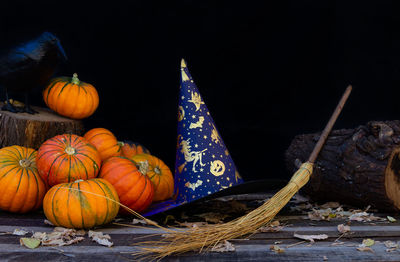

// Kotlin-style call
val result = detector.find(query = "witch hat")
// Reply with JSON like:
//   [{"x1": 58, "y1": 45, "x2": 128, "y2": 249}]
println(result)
[{"x1": 142, "y1": 59, "x2": 247, "y2": 216}]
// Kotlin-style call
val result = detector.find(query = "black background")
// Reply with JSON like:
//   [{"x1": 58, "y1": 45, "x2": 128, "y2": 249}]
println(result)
[{"x1": 0, "y1": 1, "x2": 398, "y2": 182}]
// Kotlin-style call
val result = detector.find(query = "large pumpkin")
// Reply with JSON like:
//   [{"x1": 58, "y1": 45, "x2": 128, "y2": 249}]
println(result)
[
  {"x1": 120, "y1": 140, "x2": 150, "y2": 158},
  {"x1": 84, "y1": 128, "x2": 122, "y2": 161},
  {"x1": 43, "y1": 73, "x2": 99, "y2": 119},
  {"x1": 131, "y1": 154, "x2": 173, "y2": 202},
  {"x1": 43, "y1": 178, "x2": 120, "y2": 229},
  {"x1": 99, "y1": 156, "x2": 154, "y2": 213},
  {"x1": 37, "y1": 134, "x2": 102, "y2": 187},
  {"x1": 0, "y1": 146, "x2": 47, "y2": 213}
]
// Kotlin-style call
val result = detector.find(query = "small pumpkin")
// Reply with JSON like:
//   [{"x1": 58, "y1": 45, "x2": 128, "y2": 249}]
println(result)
[
  {"x1": 84, "y1": 128, "x2": 121, "y2": 161},
  {"x1": 131, "y1": 154, "x2": 173, "y2": 202},
  {"x1": 43, "y1": 178, "x2": 120, "y2": 229},
  {"x1": 120, "y1": 140, "x2": 150, "y2": 158},
  {"x1": 36, "y1": 134, "x2": 101, "y2": 187},
  {"x1": 43, "y1": 73, "x2": 99, "y2": 119},
  {"x1": 99, "y1": 156, "x2": 154, "y2": 213},
  {"x1": 0, "y1": 146, "x2": 47, "y2": 213}
]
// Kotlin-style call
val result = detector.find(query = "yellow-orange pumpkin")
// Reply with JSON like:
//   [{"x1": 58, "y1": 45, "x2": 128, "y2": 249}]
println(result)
[
  {"x1": 36, "y1": 134, "x2": 102, "y2": 187},
  {"x1": 84, "y1": 128, "x2": 122, "y2": 161},
  {"x1": 131, "y1": 154, "x2": 173, "y2": 202},
  {"x1": 0, "y1": 146, "x2": 47, "y2": 213},
  {"x1": 43, "y1": 73, "x2": 99, "y2": 119},
  {"x1": 120, "y1": 140, "x2": 150, "y2": 158},
  {"x1": 99, "y1": 156, "x2": 154, "y2": 213},
  {"x1": 43, "y1": 178, "x2": 120, "y2": 229}
]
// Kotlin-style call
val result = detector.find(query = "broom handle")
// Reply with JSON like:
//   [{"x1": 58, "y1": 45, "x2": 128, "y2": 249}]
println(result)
[{"x1": 308, "y1": 85, "x2": 352, "y2": 163}]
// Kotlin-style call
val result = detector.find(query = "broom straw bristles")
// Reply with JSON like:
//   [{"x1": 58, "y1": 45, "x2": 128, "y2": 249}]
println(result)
[{"x1": 132, "y1": 163, "x2": 313, "y2": 260}]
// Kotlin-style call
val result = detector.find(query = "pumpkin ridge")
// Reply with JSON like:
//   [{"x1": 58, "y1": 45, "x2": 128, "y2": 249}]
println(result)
[
  {"x1": 26, "y1": 148, "x2": 36, "y2": 162},
  {"x1": 91, "y1": 179, "x2": 109, "y2": 225},
  {"x1": 83, "y1": 180, "x2": 98, "y2": 227},
  {"x1": 57, "y1": 81, "x2": 71, "y2": 99},
  {"x1": 0, "y1": 166, "x2": 19, "y2": 179},
  {"x1": 65, "y1": 183, "x2": 74, "y2": 228},
  {"x1": 46, "y1": 153, "x2": 65, "y2": 184},
  {"x1": 7, "y1": 167, "x2": 24, "y2": 211},
  {"x1": 45, "y1": 79, "x2": 63, "y2": 103},
  {"x1": 76, "y1": 152, "x2": 99, "y2": 177},
  {"x1": 74, "y1": 156, "x2": 89, "y2": 180},
  {"x1": 80, "y1": 83, "x2": 88, "y2": 94},
  {"x1": 2, "y1": 148, "x2": 21, "y2": 161},
  {"x1": 40, "y1": 143, "x2": 64, "y2": 150},
  {"x1": 52, "y1": 136, "x2": 68, "y2": 147},
  {"x1": 67, "y1": 155, "x2": 72, "y2": 182},
  {"x1": 77, "y1": 183, "x2": 86, "y2": 228},
  {"x1": 29, "y1": 168, "x2": 41, "y2": 210},
  {"x1": 18, "y1": 167, "x2": 30, "y2": 213},
  {"x1": 37, "y1": 149, "x2": 63, "y2": 160}
]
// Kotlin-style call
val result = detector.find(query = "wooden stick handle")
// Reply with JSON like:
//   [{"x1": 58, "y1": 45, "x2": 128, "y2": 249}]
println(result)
[{"x1": 308, "y1": 85, "x2": 352, "y2": 163}]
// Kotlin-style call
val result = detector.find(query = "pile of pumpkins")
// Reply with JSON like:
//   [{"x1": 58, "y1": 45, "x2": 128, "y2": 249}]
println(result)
[{"x1": 0, "y1": 74, "x2": 174, "y2": 229}]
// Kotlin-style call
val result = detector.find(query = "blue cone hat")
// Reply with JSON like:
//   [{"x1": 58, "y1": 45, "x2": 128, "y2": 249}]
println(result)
[{"x1": 142, "y1": 59, "x2": 244, "y2": 217}]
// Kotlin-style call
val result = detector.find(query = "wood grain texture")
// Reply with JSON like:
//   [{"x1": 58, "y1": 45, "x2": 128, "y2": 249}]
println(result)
[{"x1": 0, "y1": 103, "x2": 84, "y2": 149}]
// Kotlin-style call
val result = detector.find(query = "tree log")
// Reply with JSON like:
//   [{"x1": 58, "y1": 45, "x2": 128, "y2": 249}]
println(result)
[
  {"x1": 0, "y1": 103, "x2": 84, "y2": 149},
  {"x1": 285, "y1": 120, "x2": 400, "y2": 211}
]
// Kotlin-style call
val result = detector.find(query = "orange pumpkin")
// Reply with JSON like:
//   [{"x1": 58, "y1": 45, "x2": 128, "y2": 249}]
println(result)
[
  {"x1": 131, "y1": 154, "x2": 173, "y2": 202},
  {"x1": 43, "y1": 73, "x2": 99, "y2": 119},
  {"x1": 36, "y1": 134, "x2": 102, "y2": 187},
  {"x1": 120, "y1": 140, "x2": 150, "y2": 158},
  {"x1": 99, "y1": 156, "x2": 154, "y2": 213},
  {"x1": 84, "y1": 128, "x2": 122, "y2": 161},
  {"x1": 43, "y1": 178, "x2": 120, "y2": 229},
  {"x1": 0, "y1": 146, "x2": 47, "y2": 213}
]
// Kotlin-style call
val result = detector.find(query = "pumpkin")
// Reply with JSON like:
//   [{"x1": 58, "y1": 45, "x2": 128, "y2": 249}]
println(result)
[
  {"x1": 43, "y1": 73, "x2": 99, "y2": 119},
  {"x1": 0, "y1": 146, "x2": 47, "y2": 213},
  {"x1": 131, "y1": 154, "x2": 173, "y2": 202},
  {"x1": 84, "y1": 128, "x2": 121, "y2": 161},
  {"x1": 36, "y1": 134, "x2": 101, "y2": 187},
  {"x1": 43, "y1": 178, "x2": 119, "y2": 229},
  {"x1": 99, "y1": 156, "x2": 154, "y2": 213},
  {"x1": 120, "y1": 140, "x2": 150, "y2": 158}
]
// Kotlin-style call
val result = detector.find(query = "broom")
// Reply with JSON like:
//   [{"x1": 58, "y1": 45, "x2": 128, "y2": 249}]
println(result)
[{"x1": 133, "y1": 85, "x2": 353, "y2": 260}]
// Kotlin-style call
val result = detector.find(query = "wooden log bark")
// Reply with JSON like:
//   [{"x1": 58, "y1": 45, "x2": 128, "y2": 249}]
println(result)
[
  {"x1": 0, "y1": 103, "x2": 84, "y2": 149},
  {"x1": 285, "y1": 120, "x2": 400, "y2": 211}
]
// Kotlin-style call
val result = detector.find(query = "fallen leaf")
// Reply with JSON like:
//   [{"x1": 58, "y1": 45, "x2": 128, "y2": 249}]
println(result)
[
  {"x1": 13, "y1": 229, "x2": 29, "y2": 236},
  {"x1": 323, "y1": 255, "x2": 328, "y2": 261},
  {"x1": 337, "y1": 224, "x2": 351, "y2": 234},
  {"x1": 88, "y1": 231, "x2": 113, "y2": 247},
  {"x1": 384, "y1": 240, "x2": 398, "y2": 249},
  {"x1": 293, "y1": 233, "x2": 328, "y2": 243},
  {"x1": 258, "y1": 221, "x2": 284, "y2": 233},
  {"x1": 32, "y1": 227, "x2": 85, "y2": 247},
  {"x1": 357, "y1": 246, "x2": 374, "y2": 253},
  {"x1": 387, "y1": 216, "x2": 397, "y2": 222},
  {"x1": 270, "y1": 245, "x2": 285, "y2": 253},
  {"x1": 196, "y1": 212, "x2": 229, "y2": 224},
  {"x1": 362, "y1": 238, "x2": 375, "y2": 247},
  {"x1": 320, "y1": 202, "x2": 340, "y2": 209},
  {"x1": 211, "y1": 240, "x2": 235, "y2": 252},
  {"x1": 349, "y1": 212, "x2": 382, "y2": 222},
  {"x1": 44, "y1": 219, "x2": 54, "y2": 226},
  {"x1": 20, "y1": 238, "x2": 40, "y2": 249},
  {"x1": 132, "y1": 219, "x2": 147, "y2": 225}
]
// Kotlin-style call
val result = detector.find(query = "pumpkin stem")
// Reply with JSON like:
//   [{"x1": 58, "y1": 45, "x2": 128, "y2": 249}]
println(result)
[
  {"x1": 138, "y1": 160, "x2": 149, "y2": 175},
  {"x1": 19, "y1": 159, "x2": 32, "y2": 168},
  {"x1": 65, "y1": 146, "x2": 76, "y2": 155},
  {"x1": 71, "y1": 73, "x2": 80, "y2": 85}
]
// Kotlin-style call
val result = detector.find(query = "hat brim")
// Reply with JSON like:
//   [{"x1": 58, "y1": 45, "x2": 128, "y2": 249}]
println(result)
[{"x1": 141, "y1": 178, "x2": 287, "y2": 217}]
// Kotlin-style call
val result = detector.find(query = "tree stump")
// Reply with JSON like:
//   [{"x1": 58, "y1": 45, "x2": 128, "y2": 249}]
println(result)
[
  {"x1": 285, "y1": 120, "x2": 400, "y2": 211},
  {"x1": 0, "y1": 103, "x2": 84, "y2": 149}
]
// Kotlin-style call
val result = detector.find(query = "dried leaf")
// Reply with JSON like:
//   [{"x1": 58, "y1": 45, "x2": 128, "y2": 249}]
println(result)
[
  {"x1": 88, "y1": 230, "x2": 113, "y2": 247},
  {"x1": 357, "y1": 246, "x2": 374, "y2": 253},
  {"x1": 362, "y1": 238, "x2": 375, "y2": 247},
  {"x1": 323, "y1": 256, "x2": 328, "y2": 261},
  {"x1": 384, "y1": 240, "x2": 398, "y2": 249},
  {"x1": 337, "y1": 224, "x2": 351, "y2": 234},
  {"x1": 44, "y1": 219, "x2": 54, "y2": 226},
  {"x1": 132, "y1": 219, "x2": 147, "y2": 225},
  {"x1": 20, "y1": 238, "x2": 40, "y2": 249},
  {"x1": 320, "y1": 202, "x2": 340, "y2": 209},
  {"x1": 387, "y1": 216, "x2": 397, "y2": 222},
  {"x1": 270, "y1": 245, "x2": 285, "y2": 253},
  {"x1": 293, "y1": 233, "x2": 328, "y2": 243},
  {"x1": 13, "y1": 229, "x2": 29, "y2": 236},
  {"x1": 211, "y1": 240, "x2": 235, "y2": 252},
  {"x1": 32, "y1": 227, "x2": 85, "y2": 247},
  {"x1": 258, "y1": 221, "x2": 284, "y2": 233},
  {"x1": 349, "y1": 212, "x2": 382, "y2": 222},
  {"x1": 196, "y1": 212, "x2": 229, "y2": 224}
]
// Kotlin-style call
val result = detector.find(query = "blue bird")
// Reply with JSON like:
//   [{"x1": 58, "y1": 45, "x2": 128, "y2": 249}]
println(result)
[{"x1": 0, "y1": 32, "x2": 67, "y2": 114}]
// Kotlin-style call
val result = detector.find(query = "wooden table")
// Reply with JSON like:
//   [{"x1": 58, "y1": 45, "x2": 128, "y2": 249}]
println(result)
[{"x1": 1, "y1": 193, "x2": 400, "y2": 261}]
